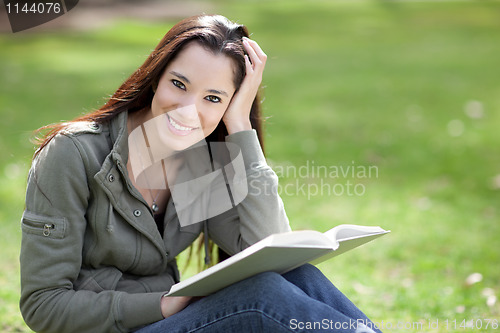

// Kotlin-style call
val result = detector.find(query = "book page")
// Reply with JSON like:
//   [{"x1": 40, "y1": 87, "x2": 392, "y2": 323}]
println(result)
[
  {"x1": 324, "y1": 224, "x2": 388, "y2": 242},
  {"x1": 311, "y1": 226, "x2": 389, "y2": 265},
  {"x1": 266, "y1": 230, "x2": 336, "y2": 248}
]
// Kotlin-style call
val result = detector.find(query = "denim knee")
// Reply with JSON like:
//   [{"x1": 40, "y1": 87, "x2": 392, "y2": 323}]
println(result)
[
  {"x1": 239, "y1": 271, "x2": 288, "y2": 299},
  {"x1": 283, "y1": 264, "x2": 323, "y2": 280}
]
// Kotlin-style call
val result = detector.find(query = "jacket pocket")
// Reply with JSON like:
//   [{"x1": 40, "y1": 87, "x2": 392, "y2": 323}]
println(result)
[
  {"x1": 75, "y1": 266, "x2": 123, "y2": 293},
  {"x1": 21, "y1": 211, "x2": 66, "y2": 239}
]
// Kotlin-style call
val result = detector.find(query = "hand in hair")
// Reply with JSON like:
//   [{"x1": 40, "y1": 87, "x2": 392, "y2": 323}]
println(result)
[{"x1": 223, "y1": 37, "x2": 267, "y2": 134}]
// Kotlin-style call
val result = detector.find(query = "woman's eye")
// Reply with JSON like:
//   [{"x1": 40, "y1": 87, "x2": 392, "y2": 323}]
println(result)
[
  {"x1": 205, "y1": 95, "x2": 221, "y2": 103},
  {"x1": 171, "y1": 79, "x2": 186, "y2": 90}
]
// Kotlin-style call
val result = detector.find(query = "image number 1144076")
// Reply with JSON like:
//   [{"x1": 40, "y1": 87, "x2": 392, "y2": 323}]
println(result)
[
  {"x1": 3, "y1": 0, "x2": 80, "y2": 32},
  {"x1": 6, "y1": 2, "x2": 62, "y2": 14}
]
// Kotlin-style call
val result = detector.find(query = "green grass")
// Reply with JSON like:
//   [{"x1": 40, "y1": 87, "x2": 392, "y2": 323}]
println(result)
[{"x1": 1, "y1": 1, "x2": 500, "y2": 332}]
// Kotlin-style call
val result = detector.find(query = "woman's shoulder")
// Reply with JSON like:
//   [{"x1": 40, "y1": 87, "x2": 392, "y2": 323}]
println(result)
[
  {"x1": 58, "y1": 119, "x2": 112, "y2": 147},
  {"x1": 60, "y1": 120, "x2": 103, "y2": 137},
  {"x1": 36, "y1": 120, "x2": 113, "y2": 169}
]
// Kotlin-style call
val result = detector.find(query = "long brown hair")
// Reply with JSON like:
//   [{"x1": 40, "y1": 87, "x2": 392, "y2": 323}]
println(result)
[{"x1": 34, "y1": 14, "x2": 264, "y2": 156}]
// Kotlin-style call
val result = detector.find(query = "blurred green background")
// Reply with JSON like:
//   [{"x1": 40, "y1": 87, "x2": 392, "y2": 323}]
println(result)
[{"x1": 1, "y1": 0, "x2": 499, "y2": 332}]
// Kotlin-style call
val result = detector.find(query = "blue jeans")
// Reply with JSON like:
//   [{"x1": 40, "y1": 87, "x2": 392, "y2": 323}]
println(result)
[{"x1": 136, "y1": 264, "x2": 382, "y2": 332}]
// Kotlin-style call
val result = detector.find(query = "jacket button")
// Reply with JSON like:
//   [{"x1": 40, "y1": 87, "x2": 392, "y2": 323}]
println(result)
[
  {"x1": 133, "y1": 209, "x2": 142, "y2": 217},
  {"x1": 89, "y1": 123, "x2": 100, "y2": 131},
  {"x1": 108, "y1": 174, "x2": 115, "y2": 182}
]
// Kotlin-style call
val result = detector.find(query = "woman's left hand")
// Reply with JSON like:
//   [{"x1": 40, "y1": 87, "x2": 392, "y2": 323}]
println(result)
[{"x1": 223, "y1": 37, "x2": 267, "y2": 134}]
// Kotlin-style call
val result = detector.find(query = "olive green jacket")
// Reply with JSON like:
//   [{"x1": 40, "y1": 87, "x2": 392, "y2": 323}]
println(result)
[{"x1": 20, "y1": 111, "x2": 290, "y2": 333}]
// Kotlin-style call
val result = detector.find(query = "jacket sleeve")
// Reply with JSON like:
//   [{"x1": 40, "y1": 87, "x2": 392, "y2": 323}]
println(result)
[
  {"x1": 208, "y1": 130, "x2": 291, "y2": 254},
  {"x1": 20, "y1": 134, "x2": 164, "y2": 333}
]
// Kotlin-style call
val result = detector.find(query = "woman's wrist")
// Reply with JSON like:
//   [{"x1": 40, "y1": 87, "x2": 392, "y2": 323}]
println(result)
[{"x1": 224, "y1": 119, "x2": 252, "y2": 135}]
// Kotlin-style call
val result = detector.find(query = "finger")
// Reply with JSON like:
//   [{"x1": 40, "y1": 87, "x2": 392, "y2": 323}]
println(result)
[
  {"x1": 243, "y1": 38, "x2": 263, "y2": 68},
  {"x1": 244, "y1": 54, "x2": 253, "y2": 74},
  {"x1": 243, "y1": 37, "x2": 267, "y2": 64}
]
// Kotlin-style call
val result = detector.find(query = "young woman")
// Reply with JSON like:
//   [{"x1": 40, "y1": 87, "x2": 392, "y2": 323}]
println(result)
[{"x1": 20, "y1": 15, "x2": 382, "y2": 333}]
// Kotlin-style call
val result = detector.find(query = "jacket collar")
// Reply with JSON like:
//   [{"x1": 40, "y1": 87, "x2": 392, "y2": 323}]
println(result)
[{"x1": 109, "y1": 111, "x2": 130, "y2": 167}]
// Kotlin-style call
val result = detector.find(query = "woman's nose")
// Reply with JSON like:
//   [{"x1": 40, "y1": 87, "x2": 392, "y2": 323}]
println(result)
[
  {"x1": 174, "y1": 104, "x2": 201, "y2": 126},
  {"x1": 179, "y1": 103, "x2": 198, "y2": 117}
]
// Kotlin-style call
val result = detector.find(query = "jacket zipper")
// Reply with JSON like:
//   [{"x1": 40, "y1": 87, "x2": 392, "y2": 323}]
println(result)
[{"x1": 24, "y1": 220, "x2": 55, "y2": 236}]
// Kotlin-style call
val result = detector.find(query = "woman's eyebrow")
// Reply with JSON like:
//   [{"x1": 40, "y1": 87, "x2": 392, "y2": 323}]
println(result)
[
  {"x1": 207, "y1": 89, "x2": 228, "y2": 97},
  {"x1": 170, "y1": 71, "x2": 191, "y2": 84}
]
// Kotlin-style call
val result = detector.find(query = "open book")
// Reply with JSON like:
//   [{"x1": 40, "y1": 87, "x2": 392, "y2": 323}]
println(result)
[{"x1": 167, "y1": 224, "x2": 389, "y2": 296}]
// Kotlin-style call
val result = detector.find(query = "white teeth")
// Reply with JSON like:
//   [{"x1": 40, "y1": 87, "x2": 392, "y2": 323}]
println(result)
[{"x1": 168, "y1": 115, "x2": 193, "y2": 131}]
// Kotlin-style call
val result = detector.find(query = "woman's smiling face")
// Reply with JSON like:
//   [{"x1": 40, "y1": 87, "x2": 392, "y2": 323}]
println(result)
[{"x1": 150, "y1": 41, "x2": 237, "y2": 151}]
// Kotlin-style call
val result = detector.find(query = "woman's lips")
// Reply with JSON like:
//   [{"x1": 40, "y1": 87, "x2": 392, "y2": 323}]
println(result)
[{"x1": 166, "y1": 114, "x2": 198, "y2": 136}]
